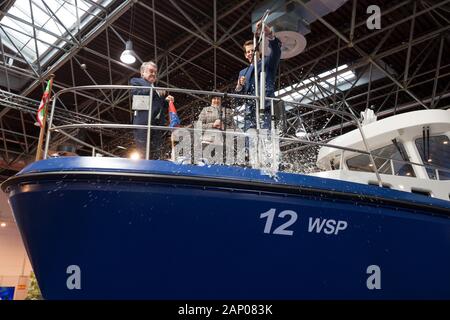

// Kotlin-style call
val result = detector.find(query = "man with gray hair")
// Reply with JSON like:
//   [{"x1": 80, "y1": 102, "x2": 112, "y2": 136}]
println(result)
[{"x1": 130, "y1": 61, "x2": 174, "y2": 159}]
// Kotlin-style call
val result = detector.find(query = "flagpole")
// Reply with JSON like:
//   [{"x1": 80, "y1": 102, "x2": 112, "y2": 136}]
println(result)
[{"x1": 35, "y1": 74, "x2": 55, "y2": 161}]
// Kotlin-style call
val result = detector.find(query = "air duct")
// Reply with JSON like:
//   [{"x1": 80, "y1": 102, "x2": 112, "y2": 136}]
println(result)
[{"x1": 252, "y1": 0, "x2": 349, "y2": 59}]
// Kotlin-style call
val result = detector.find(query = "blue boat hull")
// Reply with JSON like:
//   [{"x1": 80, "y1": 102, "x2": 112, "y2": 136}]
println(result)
[{"x1": 3, "y1": 158, "x2": 450, "y2": 299}]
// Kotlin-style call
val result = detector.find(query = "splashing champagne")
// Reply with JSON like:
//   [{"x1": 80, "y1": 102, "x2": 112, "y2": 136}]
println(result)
[{"x1": 172, "y1": 127, "x2": 280, "y2": 170}]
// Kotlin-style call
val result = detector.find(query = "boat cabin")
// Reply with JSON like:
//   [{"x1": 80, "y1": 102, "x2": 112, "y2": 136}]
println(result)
[{"x1": 312, "y1": 109, "x2": 450, "y2": 200}]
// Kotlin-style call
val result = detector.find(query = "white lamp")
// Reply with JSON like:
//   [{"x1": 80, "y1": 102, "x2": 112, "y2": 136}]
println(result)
[{"x1": 120, "y1": 40, "x2": 136, "y2": 64}]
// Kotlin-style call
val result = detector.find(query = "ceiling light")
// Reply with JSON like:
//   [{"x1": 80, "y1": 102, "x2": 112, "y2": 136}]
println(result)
[
  {"x1": 0, "y1": 222, "x2": 6, "y2": 228},
  {"x1": 120, "y1": 40, "x2": 136, "y2": 64},
  {"x1": 295, "y1": 128, "x2": 308, "y2": 138}
]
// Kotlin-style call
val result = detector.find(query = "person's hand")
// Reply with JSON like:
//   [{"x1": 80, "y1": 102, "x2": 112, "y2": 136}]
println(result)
[
  {"x1": 236, "y1": 76, "x2": 245, "y2": 92},
  {"x1": 166, "y1": 95, "x2": 174, "y2": 102},
  {"x1": 213, "y1": 119, "x2": 221, "y2": 129},
  {"x1": 256, "y1": 20, "x2": 274, "y2": 39},
  {"x1": 239, "y1": 76, "x2": 246, "y2": 86}
]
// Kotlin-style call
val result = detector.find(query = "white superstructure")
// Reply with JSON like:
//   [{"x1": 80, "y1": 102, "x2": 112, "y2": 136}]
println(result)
[{"x1": 310, "y1": 109, "x2": 450, "y2": 201}]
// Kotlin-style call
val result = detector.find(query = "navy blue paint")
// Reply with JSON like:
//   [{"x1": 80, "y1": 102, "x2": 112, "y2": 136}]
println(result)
[{"x1": 4, "y1": 157, "x2": 450, "y2": 299}]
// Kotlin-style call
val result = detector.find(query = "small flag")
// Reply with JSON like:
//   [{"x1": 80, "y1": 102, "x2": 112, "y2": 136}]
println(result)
[
  {"x1": 168, "y1": 100, "x2": 180, "y2": 128},
  {"x1": 36, "y1": 77, "x2": 54, "y2": 128}
]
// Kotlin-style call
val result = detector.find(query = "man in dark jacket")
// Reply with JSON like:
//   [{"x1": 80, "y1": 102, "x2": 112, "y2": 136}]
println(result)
[
  {"x1": 130, "y1": 61, "x2": 174, "y2": 159},
  {"x1": 235, "y1": 21, "x2": 281, "y2": 130}
]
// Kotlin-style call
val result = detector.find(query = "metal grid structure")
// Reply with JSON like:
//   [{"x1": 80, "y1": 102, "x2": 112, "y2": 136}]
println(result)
[{"x1": 0, "y1": 0, "x2": 449, "y2": 180}]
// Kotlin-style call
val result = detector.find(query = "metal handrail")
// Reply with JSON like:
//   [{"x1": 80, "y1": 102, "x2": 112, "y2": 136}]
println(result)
[
  {"x1": 45, "y1": 85, "x2": 384, "y2": 184},
  {"x1": 50, "y1": 123, "x2": 450, "y2": 179},
  {"x1": 50, "y1": 123, "x2": 377, "y2": 156}
]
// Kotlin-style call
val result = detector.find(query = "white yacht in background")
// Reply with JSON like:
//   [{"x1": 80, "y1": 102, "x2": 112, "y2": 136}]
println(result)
[{"x1": 312, "y1": 109, "x2": 450, "y2": 200}]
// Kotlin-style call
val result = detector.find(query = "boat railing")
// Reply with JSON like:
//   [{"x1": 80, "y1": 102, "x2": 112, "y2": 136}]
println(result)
[{"x1": 42, "y1": 85, "x2": 449, "y2": 184}]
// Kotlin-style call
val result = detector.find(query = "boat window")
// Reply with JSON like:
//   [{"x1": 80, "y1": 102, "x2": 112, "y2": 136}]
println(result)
[
  {"x1": 415, "y1": 135, "x2": 450, "y2": 180},
  {"x1": 330, "y1": 158, "x2": 340, "y2": 170},
  {"x1": 368, "y1": 181, "x2": 391, "y2": 188},
  {"x1": 346, "y1": 142, "x2": 415, "y2": 177},
  {"x1": 411, "y1": 189, "x2": 431, "y2": 197}
]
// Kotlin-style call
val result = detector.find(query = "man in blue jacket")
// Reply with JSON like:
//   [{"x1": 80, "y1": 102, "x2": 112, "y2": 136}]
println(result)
[
  {"x1": 235, "y1": 21, "x2": 281, "y2": 130},
  {"x1": 130, "y1": 61, "x2": 174, "y2": 159}
]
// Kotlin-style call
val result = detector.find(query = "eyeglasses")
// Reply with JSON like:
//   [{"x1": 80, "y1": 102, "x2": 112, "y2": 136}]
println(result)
[{"x1": 145, "y1": 68, "x2": 158, "y2": 76}]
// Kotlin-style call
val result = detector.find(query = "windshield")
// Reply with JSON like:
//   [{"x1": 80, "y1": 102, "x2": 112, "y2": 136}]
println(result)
[
  {"x1": 346, "y1": 142, "x2": 415, "y2": 177},
  {"x1": 415, "y1": 135, "x2": 450, "y2": 180}
]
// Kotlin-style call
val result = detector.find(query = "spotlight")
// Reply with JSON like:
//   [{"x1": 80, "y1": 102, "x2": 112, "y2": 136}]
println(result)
[
  {"x1": 120, "y1": 40, "x2": 136, "y2": 64},
  {"x1": 129, "y1": 151, "x2": 141, "y2": 160}
]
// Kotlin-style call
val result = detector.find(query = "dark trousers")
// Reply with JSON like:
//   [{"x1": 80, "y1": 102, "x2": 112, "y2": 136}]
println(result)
[
  {"x1": 133, "y1": 110, "x2": 165, "y2": 159},
  {"x1": 242, "y1": 100, "x2": 274, "y2": 165},
  {"x1": 243, "y1": 101, "x2": 272, "y2": 131}
]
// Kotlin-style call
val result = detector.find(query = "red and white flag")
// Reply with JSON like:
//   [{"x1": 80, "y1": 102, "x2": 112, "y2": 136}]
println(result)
[{"x1": 36, "y1": 77, "x2": 54, "y2": 128}]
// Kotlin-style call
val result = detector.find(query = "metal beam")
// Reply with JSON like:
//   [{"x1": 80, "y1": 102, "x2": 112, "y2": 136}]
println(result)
[
  {"x1": 0, "y1": 9, "x2": 76, "y2": 44},
  {"x1": 294, "y1": 0, "x2": 450, "y2": 109},
  {"x1": 349, "y1": 0, "x2": 357, "y2": 43},
  {"x1": 156, "y1": 0, "x2": 252, "y2": 64},
  {"x1": 21, "y1": 0, "x2": 134, "y2": 96},
  {"x1": 40, "y1": 0, "x2": 81, "y2": 45},
  {"x1": 0, "y1": 25, "x2": 39, "y2": 77},
  {"x1": 28, "y1": 0, "x2": 42, "y2": 76},
  {"x1": 430, "y1": 35, "x2": 445, "y2": 108},
  {"x1": 138, "y1": 1, "x2": 212, "y2": 45},
  {"x1": 168, "y1": 0, "x2": 212, "y2": 43},
  {"x1": 404, "y1": 0, "x2": 416, "y2": 85}
]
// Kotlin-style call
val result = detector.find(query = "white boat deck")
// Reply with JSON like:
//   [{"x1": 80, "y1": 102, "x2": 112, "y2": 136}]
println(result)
[{"x1": 310, "y1": 109, "x2": 450, "y2": 201}]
